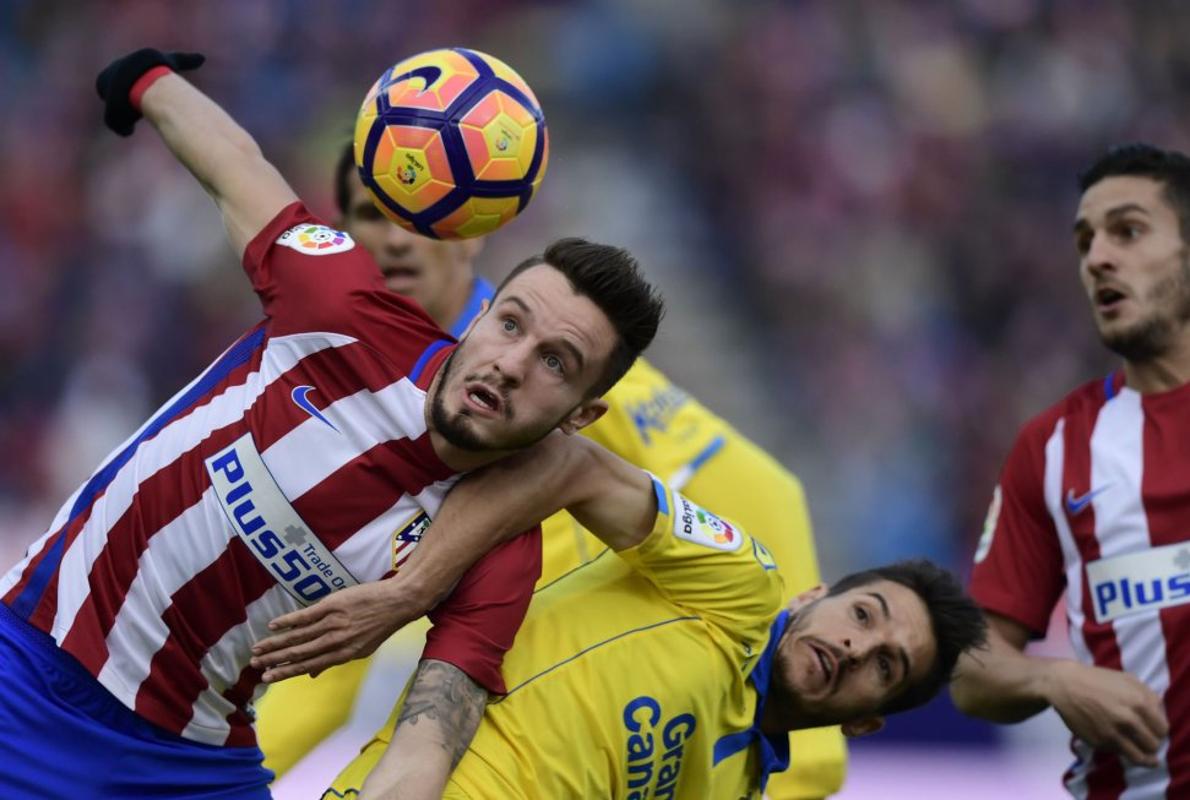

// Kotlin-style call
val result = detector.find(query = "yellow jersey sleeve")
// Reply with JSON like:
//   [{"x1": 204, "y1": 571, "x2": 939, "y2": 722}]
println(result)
[
  {"x1": 539, "y1": 356, "x2": 729, "y2": 588},
  {"x1": 616, "y1": 480, "x2": 784, "y2": 648}
]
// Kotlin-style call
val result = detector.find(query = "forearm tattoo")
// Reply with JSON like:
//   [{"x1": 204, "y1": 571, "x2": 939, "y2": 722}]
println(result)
[{"x1": 397, "y1": 659, "x2": 488, "y2": 768}]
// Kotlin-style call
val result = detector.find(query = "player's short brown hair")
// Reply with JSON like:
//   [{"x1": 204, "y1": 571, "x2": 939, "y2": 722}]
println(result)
[
  {"x1": 1080, "y1": 143, "x2": 1190, "y2": 244},
  {"x1": 497, "y1": 239, "x2": 665, "y2": 398}
]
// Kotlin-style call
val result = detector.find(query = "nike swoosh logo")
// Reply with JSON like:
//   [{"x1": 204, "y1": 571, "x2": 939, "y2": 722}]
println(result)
[
  {"x1": 1065, "y1": 485, "x2": 1109, "y2": 516},
  {"x1": 292, "y1": 386, "x2": 339, "y2": 432},
  {"x1": 385, "y1": 65, "x2": 442, "y2": 95}
]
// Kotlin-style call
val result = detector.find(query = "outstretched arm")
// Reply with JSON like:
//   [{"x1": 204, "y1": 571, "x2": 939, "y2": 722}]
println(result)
[
  {"x1": 951, "y1": 612, "x2": 1168, "y2": 767},
  {"x1": 139, "y1": 73, "x2": 297, "y2": 258},
  {"x1": 99, "y1": 50, "x2": 296, "y2": 259},
  {"x1": 252, "y1": 433, "x2": 657, "y2": 681},
  {"x1": 401, "y1": 432, "x2": 659, "y2": 603}
]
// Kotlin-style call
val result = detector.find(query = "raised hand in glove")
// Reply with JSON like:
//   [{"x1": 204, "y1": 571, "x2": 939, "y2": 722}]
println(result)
[{"x1": 95, "y1": 48, "x2": 205, "y2": 136}]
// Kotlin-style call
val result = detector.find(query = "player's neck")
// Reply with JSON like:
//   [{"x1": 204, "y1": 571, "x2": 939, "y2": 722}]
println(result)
[
  {"x1": 1122, "y1": 331, "x2": 1190, "y2": 394},
  {"x1": 759, "y1": 676, "x2": 796, "y2": 735},
  {"x1": 429, "y1": 432, "x2": 515, "y2": 473}
]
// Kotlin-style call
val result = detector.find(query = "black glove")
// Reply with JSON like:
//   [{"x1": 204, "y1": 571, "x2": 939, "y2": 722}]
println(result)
[{"x1": 95, "y1": 48, "x2": 206, "y2": 136}]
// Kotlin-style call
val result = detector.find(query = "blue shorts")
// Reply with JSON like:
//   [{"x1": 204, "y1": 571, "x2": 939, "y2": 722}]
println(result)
[{"x1": 0, "y1": 602, "x2": 273, "y2": 798}]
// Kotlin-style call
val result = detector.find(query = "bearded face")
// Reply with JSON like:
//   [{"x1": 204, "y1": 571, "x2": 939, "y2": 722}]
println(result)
[{"x1": 1075, "y1": 176, "x2": 1190, "y2": 364}]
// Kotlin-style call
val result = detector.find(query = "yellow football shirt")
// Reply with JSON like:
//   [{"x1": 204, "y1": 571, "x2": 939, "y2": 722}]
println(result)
[
  {"x1": 541, "y1": 358, "x2": 846, "y2": 799},
  {"x1": 327, "y1": 481, "x2": 793, "y2": 799}
]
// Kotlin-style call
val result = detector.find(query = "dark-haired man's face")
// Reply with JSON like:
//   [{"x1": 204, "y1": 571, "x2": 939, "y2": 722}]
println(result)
[
  {"x1": 772, "y1": 580, "x2": 935, "y2": 733},
  {"x1": 339, "y1": 170, "x2": 480, "y2": 328},
  {"x1": 1074, "y1": 176, "x2": 1190, "y2": 361},
  {"x1": 430, "y1": 264, "x2": 615, "y2": 452}
]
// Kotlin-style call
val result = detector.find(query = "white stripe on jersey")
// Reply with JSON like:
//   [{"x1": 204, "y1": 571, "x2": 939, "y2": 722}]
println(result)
[
  {"x1": 1044, "y1": 418, "x2": 1095, "y2": 800},
  {"x1": 52, "y1": 432, "x2": 178, "y2": 644},
  {"x1": 48, "y1": 333, "x2": 355, "y2": 641},
  {"x1": 1093, "y1": 391, "x2": 1171, "y2": 800},
  {"x1": 94, "y1": 490, "x2": 232, "y2": 702},
  {"x1": 1093, "y1": 391, "x2": 1151, "y2": 560},
  {"x1": 262, "y1": 377, "x2": 430, "y2": 499},
  {"x1": 1044, "y1": 419, "x2": 1095, "y2": 664},
  {"x1": 182, "y1": 584, "x2": 293, "y2": 745},
  {"x1": 413, "y1": 478, "x2": 459, "y2": 521}
]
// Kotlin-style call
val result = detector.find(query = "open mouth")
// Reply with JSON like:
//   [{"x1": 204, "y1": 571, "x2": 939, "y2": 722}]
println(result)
[
  {"x1": 811, "y1": 642, "x2": 835, "y2": 690},
  {"x1": 464, "y1": 383, "x2": 503, "y2": 416},
  {"x1": 1095, "y1": 286, "x2": 1126, "y2": 309},
  {"x1": 382, "y1": 265, "x2": 419, "y2": 279}
]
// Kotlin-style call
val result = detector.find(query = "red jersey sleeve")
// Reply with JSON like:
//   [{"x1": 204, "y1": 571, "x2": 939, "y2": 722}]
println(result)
[
  {"x1": 969, "y1": 415, "x2": 1066, "y2": 636},
  {"x1": 241, "y1": 202, "x2": 450, "y2": 370},
  {"x1": 421, "y1": 526, "x2": 543, "y2": 695}
]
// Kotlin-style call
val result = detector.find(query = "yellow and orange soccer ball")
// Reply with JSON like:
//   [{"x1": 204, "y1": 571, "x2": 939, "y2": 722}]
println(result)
[{"x1": 354, "y1": 48, "x2": 549, "y2": 240}]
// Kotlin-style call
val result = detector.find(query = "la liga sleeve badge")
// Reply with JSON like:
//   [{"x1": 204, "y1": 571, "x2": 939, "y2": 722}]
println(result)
[
  {"x1": 277, "y1": 223, "x2": 355, "y2": 255},
  {"x1": 672, "y1": 492, "x2": 743, "y2": 551}
]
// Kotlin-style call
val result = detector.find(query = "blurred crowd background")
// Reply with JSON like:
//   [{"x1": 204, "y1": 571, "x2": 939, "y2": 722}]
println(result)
[{"x1": 2, "y1": 0, "x2": 1185, "y2": 795}]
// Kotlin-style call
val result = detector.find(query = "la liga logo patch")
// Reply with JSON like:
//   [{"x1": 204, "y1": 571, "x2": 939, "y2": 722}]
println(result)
[
  {"x1": 673, "y1": 493, "x2": 742, "y2": 552},
  {"x1": 277, "y1": 224, "x2": 355, "y2": 255}
]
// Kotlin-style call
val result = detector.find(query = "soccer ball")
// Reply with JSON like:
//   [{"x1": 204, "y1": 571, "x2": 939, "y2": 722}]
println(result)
[{"x1": 354, "y1": 48, "x2": 549, "y2": 240}]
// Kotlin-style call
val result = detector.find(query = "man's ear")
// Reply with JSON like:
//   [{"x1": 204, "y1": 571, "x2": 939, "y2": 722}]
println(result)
[
  {"x1": 558, "y1": 398, "x2": 609, "y2": 435},
  {"x1": 457, "y1": 299, "x2": 490, "y2": 340},
  {"x1": 787, "y1": 584, "x2": 827, "y2": 614},
  {"x1": 841, "y1": 717, "x2": 884, "y2": 738}
]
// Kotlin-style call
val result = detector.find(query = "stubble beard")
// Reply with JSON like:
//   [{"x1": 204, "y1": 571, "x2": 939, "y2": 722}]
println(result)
[
  {"x1": 429, "y1": 350, "x2": 489, "y2": 451},
  {"x1": 770, "y1": 602, "x2": 821, "y2": 727},
  {"x1": 1101, "y1": 252, "x2": 1190, "y2": 362},
  {"x1": 427, "y1": 349, "x2": 560, "y2": 453}
]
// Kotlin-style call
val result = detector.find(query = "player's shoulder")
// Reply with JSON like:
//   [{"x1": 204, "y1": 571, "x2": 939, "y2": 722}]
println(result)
[
  {"x1": 246, "y1": 201, "x2": 356, "y2": 264},
  {"x1": 246, "y1": 202, "x2": 447, "y2": 347}
]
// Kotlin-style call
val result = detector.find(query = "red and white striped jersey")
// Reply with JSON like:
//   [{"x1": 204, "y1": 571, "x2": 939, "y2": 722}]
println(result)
[
  {"x1": 0, "y1": 203, "x2": 539, "y2": 748},
  {"x1": 971, "y1": 372, "x2": 1190, "y2": 799}
]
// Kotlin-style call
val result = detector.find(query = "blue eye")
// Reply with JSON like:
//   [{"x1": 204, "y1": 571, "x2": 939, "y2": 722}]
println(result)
[
  {"x1": 543, "y1": 354, "x2": 563, "y2": 374},
  {"x1": 502, "y1": 318, "x2": 518, "y2": 333},
  {"x1": 1114, "y1": 221, "x2": 1143, "y2": 241}
]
